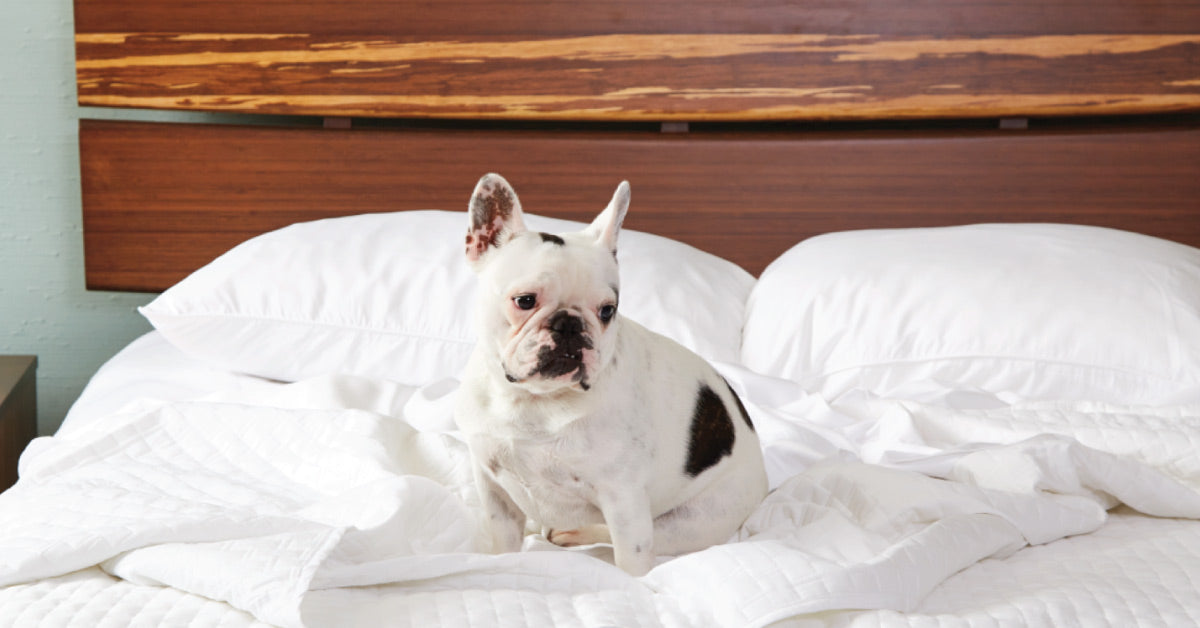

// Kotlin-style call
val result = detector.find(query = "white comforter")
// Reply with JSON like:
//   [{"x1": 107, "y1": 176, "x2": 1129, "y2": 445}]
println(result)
[{"x1": 3, "y1": 369, "x2": 1199, "y2": 627}]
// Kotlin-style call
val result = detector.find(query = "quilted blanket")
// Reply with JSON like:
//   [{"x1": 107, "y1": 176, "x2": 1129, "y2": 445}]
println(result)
[{"x1": 2, "y1": 372, "x2": 1198, "y2": 627}]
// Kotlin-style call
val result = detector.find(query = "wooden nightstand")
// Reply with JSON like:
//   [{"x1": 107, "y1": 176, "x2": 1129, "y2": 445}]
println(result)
[{"x1": 0, "y1": 356, "x2": 37, "y2": 492}]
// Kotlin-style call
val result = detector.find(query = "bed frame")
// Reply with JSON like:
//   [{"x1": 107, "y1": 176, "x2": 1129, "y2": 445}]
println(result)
[{"x1": 74, "y1": 0, "x2": 1200, "y2": 292}]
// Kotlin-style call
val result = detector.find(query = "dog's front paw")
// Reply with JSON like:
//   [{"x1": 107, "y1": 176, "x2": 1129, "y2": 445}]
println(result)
[{"x1": 548, "y1": 524, "x2": 611, "y2": 547}]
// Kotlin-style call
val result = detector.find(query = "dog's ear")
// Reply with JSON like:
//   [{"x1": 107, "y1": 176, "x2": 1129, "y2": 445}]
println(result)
[
  {"x1": 587, "y1": 181, "x2": 630, "y2": 253},
  {"x1": 466, "y1": 173, "x2": 527, "y2": 266}
]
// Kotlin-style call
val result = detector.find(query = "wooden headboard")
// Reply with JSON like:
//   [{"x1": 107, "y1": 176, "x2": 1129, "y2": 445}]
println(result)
[{"x1": 74, "y1": 0, "x2": 1200, "y2": 291}]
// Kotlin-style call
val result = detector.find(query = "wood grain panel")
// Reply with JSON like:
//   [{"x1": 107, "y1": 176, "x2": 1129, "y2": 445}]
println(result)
[
  {"x1": 76, "y1": 33, "x2": 1200, "y2": 120},
  {"x1": 0, "y1": 356, "x2": 37, "y2": 491},
  {"x1": 80, "y1": 119, "x2": 1200, "y2": 292},
  {"x1": 72, "y1": 0, "x2": 1200, "y2": 37}
]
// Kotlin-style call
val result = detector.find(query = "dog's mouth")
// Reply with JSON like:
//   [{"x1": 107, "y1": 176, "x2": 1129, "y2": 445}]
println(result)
[
  {"x1": 504, "y1": 369, "x2": 591, "y2": 392},
  {"x1": 535, "y1": 346, "x2": 586, "y2": 378},
  {"x1": 503, "y1": 311, "x2": 596, "y2": 392},
  {"x1": 537, "y1": 333, "x2": 592, "y2": 386},
  {"x1": 505, "y1": 345, "x2": 593, "y2": 392}
]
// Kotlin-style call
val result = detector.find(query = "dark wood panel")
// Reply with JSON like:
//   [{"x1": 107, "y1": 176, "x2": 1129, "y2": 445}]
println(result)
[
  {"x1": 0, "y1": 356, "x2": 37, "y2": 491},
  {"x1": 75, "y1": 33, "x2": 1200, "y2": 120},
  {"x1": 73, "y1": 0, "x2": 1200, "y2": 36},
  {"x1": 80, "y1": 119, "x2": 1200, "y2": 292}
]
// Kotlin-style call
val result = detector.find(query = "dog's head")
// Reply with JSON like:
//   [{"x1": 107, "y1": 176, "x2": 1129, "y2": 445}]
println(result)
[{"x1": 466, "y1": 173, "x2": 630, "y2": 395}]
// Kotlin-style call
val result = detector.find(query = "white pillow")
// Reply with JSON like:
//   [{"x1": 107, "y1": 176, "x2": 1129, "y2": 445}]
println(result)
[
  {"x1": 140, "y1": 210, "x2": 753, "y2": 386},
  {"x1": 742, "y1": 224, "x2": 1200, "y2": 404}
]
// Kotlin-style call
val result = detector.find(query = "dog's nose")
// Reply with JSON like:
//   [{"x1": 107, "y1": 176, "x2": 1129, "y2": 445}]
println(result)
[{"x1": 548, "y1": 311, "x2": 584, "y2": 338}]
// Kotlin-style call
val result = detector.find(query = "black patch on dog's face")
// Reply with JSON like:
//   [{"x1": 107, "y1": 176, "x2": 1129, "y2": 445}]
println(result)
[
  {"x1": 534, "y1": 310, "x2": 593, "y2": 382},
  {"x1": 684, "y1": 384, "x2": 736, "y2": 477},
  {"x1": 539, "y1": 232, "x2": 565, "y2": 245},
  {"x1": 722, "y1": 378, "x2": 755, "y2": 432}
]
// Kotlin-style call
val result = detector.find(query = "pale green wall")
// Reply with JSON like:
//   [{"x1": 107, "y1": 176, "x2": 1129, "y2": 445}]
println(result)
[
  {"x1": 2, "y1": 1, "x2": 170, "y2": 434},
  {"x1": 3, "y1": 2, "x2": 327, "y2": 434}
]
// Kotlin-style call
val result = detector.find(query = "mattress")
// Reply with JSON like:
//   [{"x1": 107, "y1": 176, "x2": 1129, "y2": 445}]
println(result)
[{"x1": 5, "y1": 220, "x2": 1200, "y2": 627}]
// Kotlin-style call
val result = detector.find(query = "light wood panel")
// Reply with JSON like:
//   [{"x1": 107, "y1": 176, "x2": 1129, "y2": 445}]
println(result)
[
  {"x1": 75, "y1": 32, "x2": 1200, "y2": 120},
  {"x1": 80, "y1": 119, "x2": 1200, "y2": 292}
]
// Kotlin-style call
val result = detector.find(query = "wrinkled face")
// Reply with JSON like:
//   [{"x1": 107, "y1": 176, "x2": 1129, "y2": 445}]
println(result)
[
  {"x1": 477, "y1": 230, "x2": 621, "y2": 394},
  {"x1": 465, "y1": 173, "x2": 630, "y2": 394}
]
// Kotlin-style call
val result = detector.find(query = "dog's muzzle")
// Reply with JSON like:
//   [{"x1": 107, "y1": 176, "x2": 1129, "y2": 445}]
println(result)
[{"x1": 532, "y1": 311, "x2": 592, "y2": 386}]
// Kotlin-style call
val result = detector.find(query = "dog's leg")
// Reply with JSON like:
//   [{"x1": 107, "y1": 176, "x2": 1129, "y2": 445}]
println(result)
[
  {"x1": 651, "y1": 470, "x2": 763, "y2": 557},
  {"x1": 650, "y1": 504, "x2": 734, "y2": 557},
  {"x1": 474, "y1": 465, "x2": 525, "y2": 554},
  {"x1": 597, "y1": 491, "x2": 654, "y2": 576}
]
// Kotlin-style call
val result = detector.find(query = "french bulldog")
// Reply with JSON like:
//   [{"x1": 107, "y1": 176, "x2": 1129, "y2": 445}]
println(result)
[{"x1": 454, "y1": 173, "x2": 768, "y2": 576}]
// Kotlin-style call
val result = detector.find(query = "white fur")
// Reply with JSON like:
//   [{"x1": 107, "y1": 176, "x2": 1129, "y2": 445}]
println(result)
[{"x1": 455, "y1": 174, "x2": 768, "y2": 576}]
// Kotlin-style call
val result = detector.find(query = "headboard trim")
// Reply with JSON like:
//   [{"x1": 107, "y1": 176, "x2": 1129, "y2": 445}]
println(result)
[{"x1": 76, "y1": 33, "x2": 1200, "y2": 121}]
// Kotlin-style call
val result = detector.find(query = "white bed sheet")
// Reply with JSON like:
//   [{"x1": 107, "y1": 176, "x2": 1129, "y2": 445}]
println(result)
[
  {"x1": 4, "y1": 334, "x2": 1199, "y2": 627},
  {"x1": 4, "y1": 509, "x2": 1195, "y2": 628},
  {"x1": 61, "y1": 331, "x2": 282, "y2": 434}
]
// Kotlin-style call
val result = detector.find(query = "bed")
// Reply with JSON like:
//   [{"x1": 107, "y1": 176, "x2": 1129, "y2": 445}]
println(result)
[{"x1": 2, "y1": 0, "x2": 1199, "y2": 626}]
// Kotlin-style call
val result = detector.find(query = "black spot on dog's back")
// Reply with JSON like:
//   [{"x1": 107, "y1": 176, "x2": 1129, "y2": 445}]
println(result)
[
  {"x1": 685, "y1": 384, "x2": 736, "y2": 477},
  {"x1": 539, "y1": 232, "x2": 565, "y2": 245}
]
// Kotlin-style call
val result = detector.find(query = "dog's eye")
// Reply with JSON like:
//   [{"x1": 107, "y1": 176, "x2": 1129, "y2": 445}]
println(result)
[
  {"x1": 598, "y1": 304, "x2": 617, "y2": 323},
  {"x1": 513, "y1": 294, "x2": 537, "y2": 311}
]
